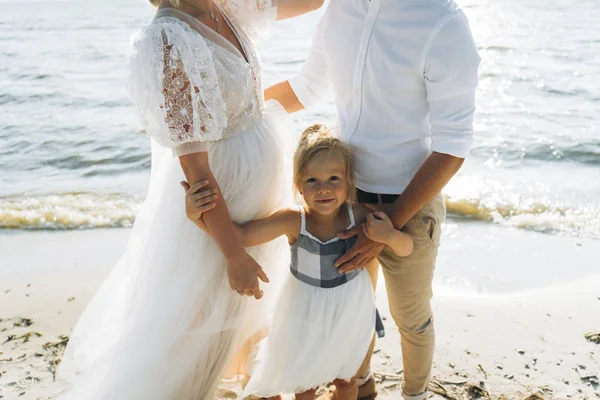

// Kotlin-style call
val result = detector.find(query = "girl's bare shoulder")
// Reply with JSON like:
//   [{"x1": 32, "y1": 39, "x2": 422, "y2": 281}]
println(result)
[{"x1": 276, "y1": 207, "x2": 302, "y2": 242}]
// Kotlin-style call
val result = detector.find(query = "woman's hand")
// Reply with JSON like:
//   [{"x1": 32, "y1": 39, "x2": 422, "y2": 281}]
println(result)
[
  {"x1": 226, "y1": 252, "x2": 270, "y2": 300},
  {"x1": 181, "y1": 180, "x2": 218, "y2": 233},
  {"x1": 362, "y1": 211, "x2": 396, "y2": 246}
]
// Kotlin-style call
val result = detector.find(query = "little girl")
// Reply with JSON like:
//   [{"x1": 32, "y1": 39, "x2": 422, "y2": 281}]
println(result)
[{"x1": 184, "y1": 124, "x2": 414, "y2": 400}]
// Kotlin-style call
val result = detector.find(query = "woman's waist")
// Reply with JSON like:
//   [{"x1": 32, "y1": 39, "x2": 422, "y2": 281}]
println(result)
[{"x1": 219, "y1": 101, "x2": 288, "y2": 142}]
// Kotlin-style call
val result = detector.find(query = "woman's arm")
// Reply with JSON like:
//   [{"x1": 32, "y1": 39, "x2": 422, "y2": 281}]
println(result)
[
  {"x1": 130, "y1": 23, "x2": 266, "y2": 298},
  {"x1": 180, "y1": 152, "x2": 243, "y2": 260},
  {"x1": 180, "y1": 153, "x2": 269, "y2": 299}
]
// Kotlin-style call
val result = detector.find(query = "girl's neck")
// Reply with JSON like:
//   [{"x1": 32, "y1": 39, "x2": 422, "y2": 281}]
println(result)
[
  {"x1": 305, "y1": 203, "x2": 350, "y2": 240},
  {"x1": 308, "y1": 204, "x2": 344, "y2": 223}
]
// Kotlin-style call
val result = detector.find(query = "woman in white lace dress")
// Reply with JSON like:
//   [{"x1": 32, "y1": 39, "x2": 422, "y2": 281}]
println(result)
[{"x1": 57, "y1": 0, "x2": 321, "y2": 398}]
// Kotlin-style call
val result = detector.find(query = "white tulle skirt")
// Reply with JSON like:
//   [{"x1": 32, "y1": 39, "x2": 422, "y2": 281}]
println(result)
[
  {"x1": 58, "y1": 105, "x2": 293, "y2": 400},
  {"x1": 243, "y1": 269, "x2": 376, "y2": 398}
]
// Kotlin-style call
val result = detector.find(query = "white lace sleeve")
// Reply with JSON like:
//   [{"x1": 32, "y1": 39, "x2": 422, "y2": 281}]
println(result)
[
  {"x1": 129, "y1": 19, "x2": 227, "y2": 151},
  {"x1": 218, "y1": 0, "x2": 277, "y2": 42}
]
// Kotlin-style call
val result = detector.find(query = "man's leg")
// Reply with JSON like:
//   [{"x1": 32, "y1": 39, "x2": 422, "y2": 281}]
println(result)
[{"x1": 379, "y1": 195, "x2": 444, "y2": 399}]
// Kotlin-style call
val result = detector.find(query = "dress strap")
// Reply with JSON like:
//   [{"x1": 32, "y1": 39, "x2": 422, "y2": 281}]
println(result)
[
  {"x1": 347, "y1": 202, "x2": 356, "y2": 229},
  {"x1": 299, "y1": 205, "x2": 308, "y2": 235}
]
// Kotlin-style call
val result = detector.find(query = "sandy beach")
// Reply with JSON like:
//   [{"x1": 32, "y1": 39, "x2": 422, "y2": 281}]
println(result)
[
  {"x1": 1, "y1": 222, "x2": 598, "y2": 400},
  {"x1": 2, "y1": 0, "x2": 600, "y2": 398}
]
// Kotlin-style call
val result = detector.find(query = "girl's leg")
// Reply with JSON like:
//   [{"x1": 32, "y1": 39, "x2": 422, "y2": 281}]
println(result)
[
  {"x1": 355, "y1": 259, "x2": 380, "y2": 398},
  {"x1": 317, "y1": 261, "x2": 380, "y2": 400},
  {"x1": 333, "y1": 377, "x2": 358, "y2": 400},
  {"x1": 360, "y1": 258, "x2": 380, "y2": 377},
  {"x1": 295, "y1": 389, "x2": 317, "y2": 400}
]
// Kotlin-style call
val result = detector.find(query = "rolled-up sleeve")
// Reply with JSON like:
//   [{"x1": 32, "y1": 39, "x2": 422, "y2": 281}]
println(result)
[
  {"x1": 423, "y1": 10, "x2": 481, "y2": 158},
  {"x1": 288, "y1": 18, "x2": 331, "y2": 108}
]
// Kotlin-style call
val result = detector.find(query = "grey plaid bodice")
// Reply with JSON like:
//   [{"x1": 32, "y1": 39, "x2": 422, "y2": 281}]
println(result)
[{"x1": 290, "y1": 203, "x2": 360, "y2": 288}]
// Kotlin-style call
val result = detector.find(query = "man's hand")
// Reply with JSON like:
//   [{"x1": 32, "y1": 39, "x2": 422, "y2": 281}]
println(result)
[{"x1": 335, "y1": 227, "x2": 385, "y2": 273}]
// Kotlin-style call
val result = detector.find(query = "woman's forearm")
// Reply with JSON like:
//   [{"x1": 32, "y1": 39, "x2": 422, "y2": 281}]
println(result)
[{"x1": 180, "y1": 152, "x2": 246, "y2": 262}]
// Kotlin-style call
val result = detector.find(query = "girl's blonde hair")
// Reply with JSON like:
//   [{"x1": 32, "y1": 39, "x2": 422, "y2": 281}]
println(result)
[
  {"x1": 293, "y1": 124, "x2": 356, "y2": 201},
  {"x1": 149, "y1": 0, "x2": 180, "y2": 7}
]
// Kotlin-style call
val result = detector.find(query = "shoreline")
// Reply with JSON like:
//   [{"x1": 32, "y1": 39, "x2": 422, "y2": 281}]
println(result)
[{"x1": 1, "y1": 224, "x2": 599, "y2": 399}]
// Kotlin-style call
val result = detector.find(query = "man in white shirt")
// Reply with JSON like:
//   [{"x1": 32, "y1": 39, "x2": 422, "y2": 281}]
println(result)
[{"x1": 266, "y1": 0, "x2": 480, "y2": 398}]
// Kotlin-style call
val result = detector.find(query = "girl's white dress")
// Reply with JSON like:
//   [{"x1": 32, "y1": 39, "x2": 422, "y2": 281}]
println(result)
[
  {"x1": 58, "y1": 2, "x2": 292, "y2": 399},
  {"x1": 243, "y1": 204, "x2": 376, "y2": 397}
]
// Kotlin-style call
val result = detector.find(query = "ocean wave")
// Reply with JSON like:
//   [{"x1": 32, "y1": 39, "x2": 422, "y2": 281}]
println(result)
[
  {"x1": 1, "y1": 190, "x2": 599, "y2": 239},
  {"x1": 0, "y1": 92, "x2": 59, "y2": 105},
  {"x1": 444, "y1": 176, "x2": 600, "y2": 239},
  {"x1": 469, "y1": 141, "x2": 600, "y2": 166},
  {"x1": 0, "y1": 194, "x2": 139, "y2": 230},
  {"x1": 445, "y1": 195, "x2": 599, "y2": 238},
  {"x1": 482, "y1": 45, "x2": 513, "y2": 52}
]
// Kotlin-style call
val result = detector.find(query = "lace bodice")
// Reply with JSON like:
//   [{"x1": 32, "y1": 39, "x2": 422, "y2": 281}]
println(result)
[{"x1": 129, "y1": 2, "x2": 274, "y2": 153}]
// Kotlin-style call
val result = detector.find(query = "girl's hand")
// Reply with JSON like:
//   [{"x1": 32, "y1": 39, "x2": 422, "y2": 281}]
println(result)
[
  {"x1": 181, "y1": 180, "x2": 218, "y2": 233},
  {"x1": 362, "y1": 211, "x2": 396, "y2": 246}
]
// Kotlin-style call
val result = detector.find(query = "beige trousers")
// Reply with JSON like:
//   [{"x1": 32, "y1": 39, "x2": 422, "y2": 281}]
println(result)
[{"x1": 368, "y1": 193, "x2": 446, "y2": 398}]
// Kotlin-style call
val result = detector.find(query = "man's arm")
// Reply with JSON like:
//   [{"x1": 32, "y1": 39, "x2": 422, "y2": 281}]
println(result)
[
  {"x1": 265, "y1": 81, "x2": 304, "y2": 113},
  {"x1": 390, "y1": 11, "x2": 480, "y2": 228},
  {"x1": 389, "y1": 153, "x2": 463, "y2": 228},
  {"x1": 276, "y1": 0, "x2": 324, "y2": 20},
  {"x1": 265, "y1": 15, "x2": 331, "y2": 112},
  {"x1": 337, "y1": 11, "x2": 480, "y2": 271}
]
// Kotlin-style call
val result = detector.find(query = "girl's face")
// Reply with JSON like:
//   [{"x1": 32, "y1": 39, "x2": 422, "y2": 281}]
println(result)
[{"x1": 298, "y1": 152, "x2": 350, "y2": 216}]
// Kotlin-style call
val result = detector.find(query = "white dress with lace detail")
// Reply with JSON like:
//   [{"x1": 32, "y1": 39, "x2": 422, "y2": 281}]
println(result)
[
  {"x1": 57, "y1": 4, "x2": 292, "y2": 400},
  {"x1": 128, "y1": 6, "x2": 266, "y2": 153}
]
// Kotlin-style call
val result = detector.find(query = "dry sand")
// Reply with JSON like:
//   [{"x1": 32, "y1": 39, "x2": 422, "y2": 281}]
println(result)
[{"x1": 0, "y1": 225, "x2": 598, "y2": 399}]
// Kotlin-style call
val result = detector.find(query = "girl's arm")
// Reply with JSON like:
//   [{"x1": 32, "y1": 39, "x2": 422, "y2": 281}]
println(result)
[
  {"x1": 362, "y1": 211, "x2": 414, "y2": 257},
  {"x1": 238, "y1": 209, "x2": 300, "y2": 246},
  {"x1": 183, "y1": 181, "x2": 300, "y2": 246}
]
